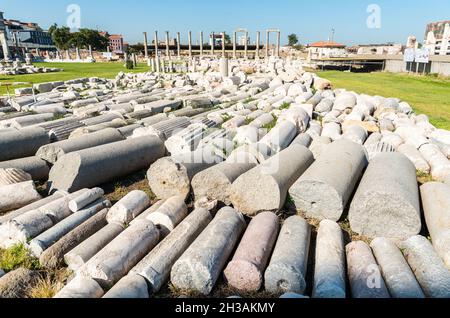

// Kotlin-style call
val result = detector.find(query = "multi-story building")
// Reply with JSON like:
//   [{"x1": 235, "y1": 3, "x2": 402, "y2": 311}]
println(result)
[
  {"x1": 424, "y1": 20, "x2": 450, "y2": 55},
  {"x1": 307, "y1": 41, "x2": 347, "y2": 59},
  {"x1": 0, "y1": 11, "x2": 54, "y2": 59},
  {"x1": 100, "y1": 32, "x2": 125, "y2": 54}
]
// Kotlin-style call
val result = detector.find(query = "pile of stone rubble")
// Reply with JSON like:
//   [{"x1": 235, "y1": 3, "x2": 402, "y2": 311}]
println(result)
[
  {"x1": 0, "y1": 56, "x2": 449, "y2": 298},
  {"x1": 0, "y1": 56, "x2": 62, "y2": 76}
]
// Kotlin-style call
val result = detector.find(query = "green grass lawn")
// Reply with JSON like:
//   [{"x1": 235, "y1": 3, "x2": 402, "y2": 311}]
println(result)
[
  {"x1": 316, "y1": 71, "x2": 450, "y2": 130},
  {"x1": 0, "y1": 62, "x2": 150, "y2": 95}
]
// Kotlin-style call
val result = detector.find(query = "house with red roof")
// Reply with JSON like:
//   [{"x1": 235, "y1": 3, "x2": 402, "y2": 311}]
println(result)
[{"x1": 307, "y1": 40, "x2": 347, "y2": 59}]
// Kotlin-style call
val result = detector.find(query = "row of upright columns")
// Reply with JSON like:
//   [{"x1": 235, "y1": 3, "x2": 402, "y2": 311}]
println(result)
[{"x1": 143, "y1": 30, "x2": 281, "y2": 60}]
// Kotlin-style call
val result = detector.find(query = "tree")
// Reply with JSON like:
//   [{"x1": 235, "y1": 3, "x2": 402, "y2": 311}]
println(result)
[
  {"x1": 48, "y1": 23, "x2": 58, "y2": 37},
  {"x1": 224, "y1": 34, "x2": 231, "y2": 44},
  {"x1": 51, "y1": 26, "x2": 73, "y2": 50},
  {"x1": 288, "y1": 34, "x2": 299, "y2": 46}
]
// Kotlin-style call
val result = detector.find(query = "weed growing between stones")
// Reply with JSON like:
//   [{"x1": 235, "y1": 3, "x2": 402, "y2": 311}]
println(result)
[{"x1": 0, "y1": 244, "x2": 41, "y2": 272}]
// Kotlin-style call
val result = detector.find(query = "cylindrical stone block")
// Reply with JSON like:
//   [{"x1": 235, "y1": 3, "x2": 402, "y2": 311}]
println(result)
[
  {"x1": 0, "y1": 181, "x2": 42, "y2": 213},
  {"x1": 370, "y1": 237, "x2": 424, "y2": 298},
  {"x1": 69, "y1": 187, "x2": 105, "y2": 212},
  {"x1": 36, "y1": 128, "x2": 125, "y2": 164},
  {"x1": 401, "y1": 235, "x2": 450, "y2": 298},
  {"x1": 103, "y1": 274, "x2": 149, "y2": 298},
  {"x1": 349, "y1": 152, "x2": 421, "y2": 239},
  {"x1": 147, "y1": 155, "x2": 217, "y2": 201},
  {"x1": 192, "y1": 162, "x2": 256, "y2": 205},
  {"x1": 29, "y1": 199, "x2": 110, "y2": 257},
  {"x1": 224, "y1": 212, "x2": 279, "y2": 291},
  {"x1": 231, "y1": 144, "x2": 314, "y2": 216},
  {"x1": 421, "y1": 182, "x2": 450, "y2": 269},
  {"x1": 264, "y1": 216, "x2": 311, "y2": 295},
  {"x1": 54, "y1": 276, "x2": 104, "y2": 298},
  {"x1": 106, "y1": 190, "x2": 150, "y2": 225},
  {"x1": 146, "y1": 196, "x2": 187, "y2": 237},
  {"x1": 312, "y1": 220, "x2": 346, "y2": 298},
  {"x1": 346, "y1": 241, "x2": 390, "y2": 298},
  {"x1": 64, "y1": 222, "x2": 125, "y2": 271},
  {"x1": 39, "y1": 208, "x2": 109, "y2": 269},
  {"x1": 80, "y1": 219, "x2": 160, "y2": 288},
  {"x1": 48, "y1": 136, "x2": 165, "y2": 192},
  {"x1": 0, "y1": 127, "x2": 49, "y2": 161},
  {"x1": 290, "y1": 139, "x2": 368, "y2": 221},
  {"x1": 0, "y1": 156, "x2": 50, "y2": 181},
  {"x1": 170, "y1": 207, "x2": 246, "y2": 295},
  {"x1": 131, "y1": 207, "x2": 213, "y2": 294}
]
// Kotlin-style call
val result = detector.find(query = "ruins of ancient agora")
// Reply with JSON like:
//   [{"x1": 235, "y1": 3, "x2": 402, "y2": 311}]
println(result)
[{"x1": 0, "y1": 28, "x2": 450, "y2": 299}]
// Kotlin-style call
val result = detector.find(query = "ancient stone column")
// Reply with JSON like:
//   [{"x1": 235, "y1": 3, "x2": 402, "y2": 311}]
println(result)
[
  {"x1": 69, "y1": 188, "x2": 104, "y2": 212},
  {"x1": 265, "y1": 216, "x2": 311, "y2": 295},
  {"x1": 370, "y1": 237, "x2": 425, "y2": 298},
  {"x1": 265, "y1": 30, "x2": 270, "y2": 58},
  {"x1": 401, "y1": 235, "x2": 450, "y2": 298},
  {"x1": 0, "y1": 181, "x2": 41, "y2": 214},
  {"x1": 165, "y1": 31, "x2": 170, "y2": 59},
  {"x1": 230, "y1": 144, "x2": 314, "y2": 216},
  {"x1": 80, "y1": 219, "x2": 160, "y2": 289},
  {"x1": 54, "y1": 276, "x2": 104, "y2": 298},
  {"x1": 0, "y1": 127, "x2": 49, "y2": 162},
  {"x1": 421, "y1": 182, "x2": 450, "y2": 269},
  {"x1": 102, "y1": 274, "x2": 149, "y2": 298},
  {"x1": 276, "y1": 31, "x2": 281, "y2": 57},
  {"x1": 39, "y1": 208, "x2": 109, "y2": 269},
  {"x1": 176, "y1": 32, "x2": 181, "y2": 58},
  {"x1": 192, "y1": 162, "x2": 256, "y2": 205},
  {"x1": 224, "y1": 212, "x2": 279, "y2": 291},
  {"x1": 188, "y1": 31, "x2": 192, "y2": 58},
  {"x1": 233, "y1": 32, "x2": 237, "y2": 59},
  {"x1": 219, "y1": 57, "x2": 229, "y2": 77},
  {"x1": 346, "y1": 241, "x2": 390, "y2": 298},
  {"x1": 29, "y1": 200, "x2": 110, "y2": 257},
  {"x1": 256, "y1": 31, "x2": 260, "y2": 59},
  {"x1": 199, "y1": 31, "x2": 203, "y2": 57},
  {"x1": 170, "y1": 207, "x2": 246, "y2": 295},
  {"x1": 147, "y1": 153, "x2": 218, "y2": 201},
  {"x1": 130, "y1": 207, "x2": 213, "y2": 295},
  {"x1": 48, "y1": 136, "x2": 165, "y2": 192},
  {"x1": 312, "y1": 220, "x2": 346, "y2": 298},
  {"x1": 154, "y1": 31, "x2": 159, "y2": 57},
  {"x1": 211, "y1": 32, "x2": 215, "y2": 56},
  {"x1": 0, "y1": 30, "x2": 11, "y2": 61},
  {"x1": 244, "y1": 31, "x2": 248, "y2": 59},
  {"x1": 88, "y1": 45, "x2": 93, "y2": 59},
  {"x1": 290, "y1": 139, "x2": 368, "y2": 222},
  {"x1": 349, "y1": 153, "x2": 421, "y2": 240},
  {"x1": 143, "y1": 32, "x2": 149, "y2": 60},
  {"x1": 64, "y1": 222, "x2": 124, "y2": 271},
  {"x1": 36, "y1": 128, "x2": 125, "y2": 164},
  {"x1": 222, "y1": 32, "x2": 226, "y2": 57},
  {"x1": 106, "y1": 190, "x2": 150, "y2": 225},
  {"x1": 145, "y1": 196, "x2": 188, "y2": 238}
]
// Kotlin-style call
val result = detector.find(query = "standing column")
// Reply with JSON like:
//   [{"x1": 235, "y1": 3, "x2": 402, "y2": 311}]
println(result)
[
  {"x1": 211, "y1": 32, "x2": 215, "y2": 56},
  {"x1": 154, "y1": 31, "x2": 159, "y2": 58},
  {"x1": 88, "y1": 45, "x2": 93, "y2": 59},
  {"x1": 199, "y1": 31, "x2": 204, "y2": 57},
  {"x1": 233, "y1": 32, "x2": 237, "y2": 59},
  {"x1": 143, "y1": 32, "x2": 149, "y2": 60},
  {"x1": 222, "y1": 32, "x2": 226, "y2": 57},
  {"x1": 277, "y1": 31, "x2": 281, "y2": 57},
  {"x1": 165, "y1": 31, "x2": 170, "y2": 60},
  {"x1": 176, "y1": 32, "x2": 181, "y2": 58},
  {"x1": 188, "y1": 31, "x2": 192, "y2": 58},
  {"x1": 265, "y1": 30, "x2": 270, "y2": 58},
  {"x1": 256, "y1": 31, "x2": 260, "y2": 59},
  {"x1": 244, "y1": 31, "x2": 248, "y2": 59}
]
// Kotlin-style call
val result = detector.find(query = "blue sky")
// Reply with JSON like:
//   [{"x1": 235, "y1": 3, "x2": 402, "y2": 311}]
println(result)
[{"x1": 1, "y1": 0, "x2": 449, "y2": 45}]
